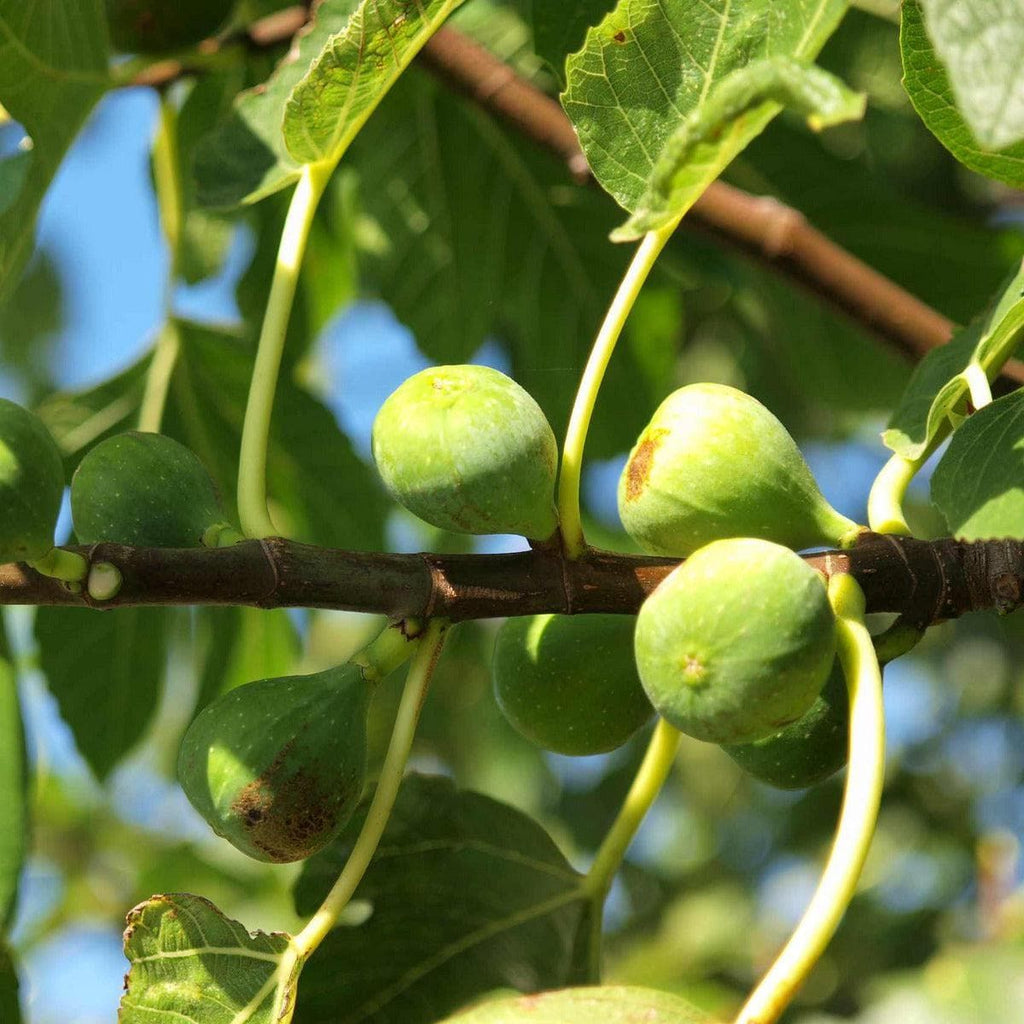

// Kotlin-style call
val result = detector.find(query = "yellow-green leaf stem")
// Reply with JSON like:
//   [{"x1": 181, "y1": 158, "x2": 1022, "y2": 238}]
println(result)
[
  {"x1": 963, "y1": 360, "x2": 993, "y2": 411},
  {"x1": 293, "y1": 618, "x2": 450, "y2": 959},
  {"x1": 581, "y1": 719, "x2": 682, "y2": 977},
  {"x1": 349, "y1": 618, "x2": 423, "y2": 684},
  {"x1": 237, "y1": 160, "x2": 334, "y2": 539},
  {"x1": 558, "y1": 221, "x2": 680, "y2": 558},
  {"x1": 866, "y1": 452, "x2": 917, "y2": 535},
  {"x1": 138, "y1": 94, "x2": 185, "y2": 435},
  {"x1": 735, "y1": 574, "x2": 884, "y2": 1024}
]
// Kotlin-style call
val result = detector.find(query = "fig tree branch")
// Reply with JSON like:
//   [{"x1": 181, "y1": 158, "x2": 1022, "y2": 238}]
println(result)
[
  {"x1": 2, "y1": 534, "x2": 1021, "y2": 629},
  {"x1": 120, "y1": 9, "x2": 1024, "y2": 380}
]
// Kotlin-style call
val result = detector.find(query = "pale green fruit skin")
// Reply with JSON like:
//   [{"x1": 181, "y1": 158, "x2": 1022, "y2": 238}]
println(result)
[
  {"x1": 71, "y1": 432, "x2": 229, "y2": 547},
  {"x1": 372, "y1": 365, "x2": 558, "y2": 540},
  {"x1": 177, "y1": 664, "x2": 370, "y2": 863},
  {"x1": 634, "y1": 538, "x2": 836, "y2": 745},
  {"x1": 724, "y1": 659, "x2": 849, "y2": 789},
  {"x1": 0, "y1": 398, "x2": 64, "y2": 563},
  {"x1": 493, "y1": 614, "x2": 654, "y2": 756},
  {"x1": 618, "y1": 383, "x2": 855, "y2": 556}
]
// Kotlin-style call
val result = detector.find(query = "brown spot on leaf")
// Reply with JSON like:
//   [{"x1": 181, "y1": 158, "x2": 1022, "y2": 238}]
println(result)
[
  {"x1": 612, "y1": 30, "x2": 627, "y2": 43},
  {"x1": 624, "y1": 429, "x2": 667, "y2": 501}
]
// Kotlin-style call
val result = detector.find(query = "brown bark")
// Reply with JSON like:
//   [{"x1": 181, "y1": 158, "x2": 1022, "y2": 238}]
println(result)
[{"x1": 4, "y1": 534, "x2": 1022, "y2": 628}]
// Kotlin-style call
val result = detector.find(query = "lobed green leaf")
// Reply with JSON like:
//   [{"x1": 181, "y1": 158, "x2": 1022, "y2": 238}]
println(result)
[
  {"x1": 901, "y1": 0, "x2": 1024, "y2": 189},
  {"x1": 0, "y1": 0, "x2": 109, "y2": 299},
  {"x1": 530, "y1": 1, "x2": 615, "y2": 83},
  {"x1": 561, "y1": 0, "x2": 849, "y2": 239},
  {"x1": 119, "y1": 892, "x2": 301, "y2": 1024},
  {"x1": 292, "y1": 774, "x2": 592, "y2": 1024}
]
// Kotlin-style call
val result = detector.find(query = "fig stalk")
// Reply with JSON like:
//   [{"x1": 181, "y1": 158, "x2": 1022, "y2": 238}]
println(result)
[
  {"x1": 558, "y1": 220, "x2": 680, "y2": 559},
  {"x1": 293, "y1": 618, "x2": 449, "y2": 959},
  {"x1": 734, "y1": 573, "x2": 884, "y2": 1024},
  {"x1": 237, "y1": 160, "x2": 335, "y2": 540}
]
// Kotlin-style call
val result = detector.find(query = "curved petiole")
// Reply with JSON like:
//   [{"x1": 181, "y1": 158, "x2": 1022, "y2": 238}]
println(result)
[{"x1": 735, "y1": 573, "x2": 885, "y2": 1024}]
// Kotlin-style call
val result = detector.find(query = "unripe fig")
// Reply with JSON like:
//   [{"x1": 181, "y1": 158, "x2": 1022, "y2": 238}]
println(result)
[
  {"x1": 619, "y1": 383, "x2": 858, "y2": 556},
  {"x1": 105, "y1": 0, "x2": 234, "y2": 54},
  {"x1": 634, "y1": 538, "x2": 836, "y2": 745},
  {"x1": 492, "y1": 614, "x2": 654, "y2": 756},
  {"x1": 177, "y1": 663, "x2": 370, "y2": 863},
  {"x1": 724, "y1": 659, "x2": 848, "y2": 789},
  {"x1": 0, "y1": 398, "x2": 65, "y2": 564},
  {"x1": 71, "y1": 432, "x2": 235, "y2": 548},
  {"x1": 372, "y1": 365, "x2": 559, "y2": 540}
]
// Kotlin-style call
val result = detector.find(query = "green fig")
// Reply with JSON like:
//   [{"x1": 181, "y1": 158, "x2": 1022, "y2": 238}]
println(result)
[
  {"x1": 105, "y1": 0, "x2": 234, "y2": 54},
  {"x1": 619, "y1": 383, "x2": 858, "y2": 556},
  {"x1": 492, "y1": 614, "x2": 654, "y2": 756},
  {"x1": 723, "y1": 659, "x2": 849, "y2": 789},
  {"x1": 372, "y1": 365, "x2": 559, "y2": 540},
  {"x1": 177, "y1": 663, "x2": 370, "y2": 863},
  {"x1": 634, "y1": 537, "x2": 836, "y2": 745},
  {"x1": 71, "y1": 432, "x2": 236, "y2": 548},
  {"x1": 0, "y1": 398, "x2": 65, "y2": 564}
]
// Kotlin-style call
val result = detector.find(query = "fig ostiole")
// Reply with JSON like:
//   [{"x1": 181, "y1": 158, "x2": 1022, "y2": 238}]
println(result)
[
  {"x1": 634, "y1": 537, "x2": 837, "y2": 745},
  {"x1": 492, "y1": 613, "x2": 654, "y2": 757},
  {"x1": 71, "y1": 431, "x2": 236, "y2": 548},
  {"x1": 618, "y1": 383, "x2": 860, "y2": 556},
  {"x1": 178, "y1": 662, "x2": 372, "y2": 863},
  {"x1": 723, "y1": 659, "x2": 848, "y2": 789},
  {"x1": 0, "y1": 398, "x2": 66, "y2": 565},
  {"x1": 372, "y1": 365, "x2": 559, "y2": 541}
]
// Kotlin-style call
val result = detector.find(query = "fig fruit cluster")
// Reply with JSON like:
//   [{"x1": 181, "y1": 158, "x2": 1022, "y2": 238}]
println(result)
[{"x1": 622, "y1": 383, "x2": 861, "y2": 788}]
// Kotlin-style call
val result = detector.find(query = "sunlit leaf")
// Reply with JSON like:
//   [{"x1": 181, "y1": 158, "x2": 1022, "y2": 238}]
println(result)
[
  {"x1": 901, "y1": 0, "x2": 1024, "y2": 188},
  {"x1": 195, "y1": 0, "x2": 360, "y2": 207},
  {"x1": 931, "y1": 391, "x2": 1024, "y2": 539},
  {"x1": 293, "y1": 775, "x2": 592, "y2": 1024},
  {"x1": 0, "y1": 0, "x2": 109, "y2": 299},
  {"x1": 119, "y1": 892, "x2": 302, "y2": 1024},
  {"x1": 561, "y1": 0, "x2": 849, "y2": 239},
  {"x1": 916, "y1": 0, "x2": 1024, "y2": 152},
  {"x1": 282, "y1": 0, "x2": 468, "y2": 166},
  {"x1": 530, "y1": 1, "x2": 615, "y2": 81},
  {"x1": 883, "y1": 260, "x2": 1024, "y2": 458}
]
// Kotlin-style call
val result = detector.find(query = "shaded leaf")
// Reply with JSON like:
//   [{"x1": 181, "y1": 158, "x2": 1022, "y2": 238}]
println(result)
[
  {"x1": 282, "y1": 0, "x2": 468, "y2": 166},
  {"x1": 883, "y1": 260, "x2": 1024, "y2": 458},
  {"x1": 0, "y1": 943, "x2": 19, "y2": 1024},
  {"x1": 167, "y1": 320, "x2": 386, "y2": 550},
  {"x1": 193, "y1": 606, "x2": 300, "y2": 717},
  {"x1": 530, "y1": 1, "x2": 615, "y2": 82},
  {"x1": 120, "y1": 892, "x2": 301, "y2": 1024},
  {"x1": 0, "y1": 0, "x2": 109, "y2": 299},
  {"x1": 35, "y1": 607, "x2": 170, "y2": 780},
  {"x1": 195, "y1": 0, "x2": 360, "y2": 208},
  {"x1": 931, "y1": 391, "x2": 1024, "y2": 539},
  {"x1": 901, "y1": 0, "x2": 1024, "y2": 188},
  {"x1": 345, "y1": 70, "x2": 652, "y2": 456},
  {"x1": 917, "y1": 0, "x2": 1024, "y2": 152},
  {"x1": 440, "y1": 985, "x2": 712, "y2": 1024},
  {"x1": 293, "y1": 774, "x2": 591, "y2": 1024},
  {"x1": 561, "y1": 0, "x2": 847, "y2": 236},
  {"x1": 0, "y1": 645, "x2": 25, "y2": 931}
]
